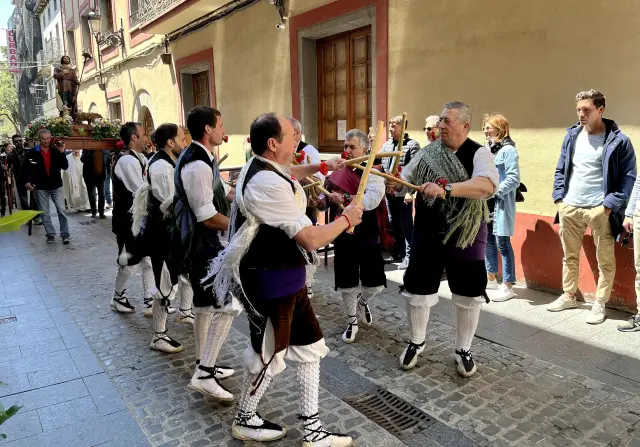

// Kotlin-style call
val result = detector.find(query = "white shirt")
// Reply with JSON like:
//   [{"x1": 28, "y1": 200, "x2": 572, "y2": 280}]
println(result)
[
  {"x1": 563, "y1": 129, "x2": 606, "y2": 208},
  {"x1": 114, "y1": 150, "x2": 148, "y2": 193},
  {"x1": 348, "y1": 168, "x2": 386, "y2": 211},
  {"x1": 244, "y1": 156, "x2": 312, "y2": 238},
  {"x1": 180, "y1": 141, "x2": 218, "y2": 222},
  {"x1": 298, "y1": 143, "x2": 324, "y2": 182},
  {"x1": 148, "y1": 153, "x2": 175, "y2": 215},
  {"x1": 400, "y1": 145, "x2": 499, "y2": 193}
]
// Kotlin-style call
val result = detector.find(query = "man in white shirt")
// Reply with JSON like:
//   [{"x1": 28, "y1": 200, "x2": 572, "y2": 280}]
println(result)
[
  {"x1": 551, "y1": 90, "x2": 636, "y2": 324},
  {"x1": 207, "y1": 113, "x2": 359, "y2": 445},
  {"x1": 394, "y1": 102, "x2": 498, "y2": 377},
  {"x1": 110, "y1": 122, "x2": 156, "y2": 317},
  {"x1": 131, "y1": 123, "x2": 193, "y2": 354},
  {"x1": 172, "y1": 106, "x2": 235, "y2": 402}
]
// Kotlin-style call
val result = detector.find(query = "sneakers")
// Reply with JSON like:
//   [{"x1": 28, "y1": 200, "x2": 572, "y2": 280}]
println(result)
[
  {"x1": 111, "y1": 290, "x2": 135, "y2": 314},
  {"x1": 300, "y1": 413, "x2": 353, "y2": 447},
  {"x1": 399, "y1": 341, "x2": 426, "y2": 370},
  {"x1": 398, "y1": 257, "x2": 410, "y2": 270},
  {"x1": 486, "y1": 279, "x2": 499, "y2": 290},
  {"x1": 176, "y1": 309, "x2": 195, "y2": 325},
  {"x1": 187, "y1": 365, "x2": 234, "y2": 402},
  {"x1": 341, "y1": 316, "x2": 358, "y2": 344},
  {"x1": 618, "y1": 314, "x2": 640, "y2": 332},
  {"x1": 149, "y1": 332, "x2": 183, "y2": 354},
  {"x1": 143, "y1": 298, "x2": 153, "y2": 317},
  {"x1": 358, "y1": 294, "x2": 373, "y2": 326},
  {"x1": 232, "y1": 411, "x2": 286, "y2": 442},
  {"x1": 62, "y1": 236, "x2": 71, "y2": 245},
  {"x1": 546, "y1": 294, "x2": 577, "y2": 312},
  {"x1": 454, "y1": 349, "x2": 477, "y2": 378},
  {"x1": 585, "y1": 301, "x2": 606, "y2": 324},
  {"x1": 492, "y1": 284, "x2": 516, "y2": 302},
  {"x1": 46, "y1": 235, "x2": 55, "y2": 244}
]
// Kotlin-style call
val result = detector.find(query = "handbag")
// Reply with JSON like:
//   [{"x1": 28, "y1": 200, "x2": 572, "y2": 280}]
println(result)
[{"x1": 515, "y1": 182, "x2": 527, "y2": 203}]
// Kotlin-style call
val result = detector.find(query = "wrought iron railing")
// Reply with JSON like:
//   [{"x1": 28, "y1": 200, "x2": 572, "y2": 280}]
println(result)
[
  {"x1": 133, "y1": 0, "x2": 182, "y2": 26},
  {"x1": 129, "y1": 9, "x2": 141, "y2": 27}
]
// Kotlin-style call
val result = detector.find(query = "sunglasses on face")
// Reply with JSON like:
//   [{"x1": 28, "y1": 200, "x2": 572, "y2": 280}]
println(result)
[{"x1": 423, "y1": 127, "x2": 435, "y2": 131}]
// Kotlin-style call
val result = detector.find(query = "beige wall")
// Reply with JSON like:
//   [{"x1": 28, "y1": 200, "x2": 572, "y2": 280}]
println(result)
[{"x1": 76, "y1": 0, "x2": 640, "y2": 215}]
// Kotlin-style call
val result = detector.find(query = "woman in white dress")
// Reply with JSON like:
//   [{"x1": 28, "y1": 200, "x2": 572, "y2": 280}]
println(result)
[{"x1": 62, "y1": 150, "x2": 91, "y2": 212}]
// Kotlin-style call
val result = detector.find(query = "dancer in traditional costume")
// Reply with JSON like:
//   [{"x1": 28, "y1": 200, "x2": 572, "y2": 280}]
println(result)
[
  {"x1": 172, "y1": 106, "x2": 237, "y2": 401},
  {"x1": 110, "y1": 122, "x2": 157, "y2": 316},
  {"x1": 130, "y1": 123, "x2": 194, "y2": 354},
  {"x1": 396, "y1": 102, "x2": 498, "y2": 376},
  {"x1": 206, "y1": 113, "x2": 360, "y2": 445},
  {"x1": 62, "y1": 150, "x2": 91, "y2": 212},
  {"x1": 312, "y1": 129, "x2": 386, "y2": 344}
]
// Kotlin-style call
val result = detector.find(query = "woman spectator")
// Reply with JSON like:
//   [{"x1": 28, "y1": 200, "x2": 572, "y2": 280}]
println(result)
[{"x1": 483, "y1": 114, "x2": 520, "y2": 301}]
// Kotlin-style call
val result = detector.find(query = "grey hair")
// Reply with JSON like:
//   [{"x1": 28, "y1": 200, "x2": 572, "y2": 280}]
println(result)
[
  {"x1": 38, "y1": 128, "x2": 51, "y2": 137},
  {"x1": 344, "y1": 129, "x2": 369, "y2": 150},
  {"x1": 425, "y1": 115, "x2": 440, "y2": 123},
  {"x1": 287, "y1": 117, "x2": 302, "y2": 132},
  {"x1": 443, "y1": 101, "x2": 472, "y2": 126}
]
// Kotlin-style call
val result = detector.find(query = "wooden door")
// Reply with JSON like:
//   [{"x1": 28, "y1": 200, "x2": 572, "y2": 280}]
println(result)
[
  {"x1": 317, "y1": 26, "x2": 372, "y2": 152},
  {"x1": 193, "y1": 72, "x2": 210, "y2": 107}
]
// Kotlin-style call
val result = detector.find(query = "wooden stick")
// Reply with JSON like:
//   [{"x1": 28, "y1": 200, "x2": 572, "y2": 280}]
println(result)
[
  {"x1": 391, "y1": 112, "x2": 408, "y2": 177},
  {"x1": 347, "y1": 120, "x2": 385, "y2": 234},
  {"x1": 291, "y1": 157, "x2": 344, "y2": 209},
  {"x1": 303, "y1": 181, "x2": 321, "y2": 190},
  {"x1": 343, "y1": 151, "x2": 403, "y2": 166},
  {"x1": 351, "y1": 164, "x2": 422, "y2": 192},
  {"x1": 218, "y1": 153, "x2": 229, "y2": 164}
]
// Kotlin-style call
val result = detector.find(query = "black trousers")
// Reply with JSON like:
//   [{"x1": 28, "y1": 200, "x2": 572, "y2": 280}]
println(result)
[
  {"x1": 16, "y1": 182, "x2": 28, "y2": 210},
  {"x1": 333, "y1": 235, "x2": 387, "y2": 290},
  {"x1": 387, "y1": 194, "x2": 413, "y2": 258},
  {"x1": 84, "y1": 174, "x2": 105, "y2": 216},
  {"x1": 146, "y1": 221, "x2": 179, "y2": 297}
]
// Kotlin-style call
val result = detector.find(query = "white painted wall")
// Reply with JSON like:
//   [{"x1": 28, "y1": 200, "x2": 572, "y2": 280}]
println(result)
[{"x1": 39, "y1": 0, "x2": 65, "y2": 101}]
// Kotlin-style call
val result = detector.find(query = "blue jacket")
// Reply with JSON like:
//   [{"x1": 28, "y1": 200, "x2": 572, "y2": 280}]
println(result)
[
  {"x1": 552, "y1": 118, "x2": 636, "y2": 237},
  {"x1": 493, "y1": 143, "x2": 520, "y2": 237}
]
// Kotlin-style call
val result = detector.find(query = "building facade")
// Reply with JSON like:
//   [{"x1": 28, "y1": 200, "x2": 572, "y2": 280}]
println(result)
[
  {"x1": 57, "y1": 0, "x2": 640, "y2": 309},
  {"x1": 37, "y1": 0, "x2": 67, "y2": 117}
]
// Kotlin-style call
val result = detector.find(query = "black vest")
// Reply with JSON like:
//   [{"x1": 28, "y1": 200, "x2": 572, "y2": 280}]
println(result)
[
  {"x1": 414, "y1": 139, "x2": 482, "y2": 238},
  {"x1": 173, "y1": 143, "x2": 223, "y2": 265},
  {"x1": 237, "y1": 158, "x2": 308, "y2": 271},
  {"x1": 112, "y1": 150, "x2": 145, "y2": 235},
  {"x1": 147, "y1": 150, "x2": 175, "y2": 223}
]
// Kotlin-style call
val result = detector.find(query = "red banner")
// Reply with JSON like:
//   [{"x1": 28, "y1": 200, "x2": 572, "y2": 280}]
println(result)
[{"x1": 7, "y1": 30, "x2": 19, "y2": 73}]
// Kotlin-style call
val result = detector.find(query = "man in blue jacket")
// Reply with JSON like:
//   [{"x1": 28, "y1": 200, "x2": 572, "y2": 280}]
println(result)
[
  {"x1": 549, "y1": 90, "x2": 636, "y2": 324},
  {"x1": 25, "y1": 128, "x2": 71, "y2": 244}
]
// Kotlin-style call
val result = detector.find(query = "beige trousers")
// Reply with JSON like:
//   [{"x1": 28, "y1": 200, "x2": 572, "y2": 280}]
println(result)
[
  {"x1": 633, "y1": 212, "x2": 640, "y2": 309},
  {"x1": 558, "y1": 203, "x2": 616, "y2": 303}
]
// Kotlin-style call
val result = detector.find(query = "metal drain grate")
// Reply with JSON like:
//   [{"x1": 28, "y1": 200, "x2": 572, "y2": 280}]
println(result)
[
  {"x1": 0, "y1": 316, "x2": 17, "y2": 325},
  {"x1": 343, "y1": 387, "x2": 433, "y2": 438}
]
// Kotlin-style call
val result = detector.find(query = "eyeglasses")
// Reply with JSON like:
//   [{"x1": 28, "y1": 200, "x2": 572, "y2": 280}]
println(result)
[{"x1": 423, "y1": 127, "x2": 434, "y2": 131}]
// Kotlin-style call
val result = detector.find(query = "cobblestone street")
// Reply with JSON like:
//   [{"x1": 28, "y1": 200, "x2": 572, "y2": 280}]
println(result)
[{"x1": 3, "y1": 211, "x2": 640, "y2": 446}]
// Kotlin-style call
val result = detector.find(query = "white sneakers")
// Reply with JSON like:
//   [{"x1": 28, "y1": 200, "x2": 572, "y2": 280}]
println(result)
[
  {"x1": 585, "y1": 301, "x2": 606, "y2": 324},
  {"x1": 492, "y1": 284, "x2": 516, "y2": 302},
  {"x1": 546, "y1": 294, "x2": 578, "y2": 312},
  {"x1": 486, "y1": 279, "x2": 499, "y2": 290},
  {"x1": 546, "y1": 294, "x2": 607, "y2": 324}
]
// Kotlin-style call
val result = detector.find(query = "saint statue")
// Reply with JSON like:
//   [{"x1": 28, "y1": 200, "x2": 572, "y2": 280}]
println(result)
[{"x1": 53, "y1": 55, "x2": 80, "y2": 118}]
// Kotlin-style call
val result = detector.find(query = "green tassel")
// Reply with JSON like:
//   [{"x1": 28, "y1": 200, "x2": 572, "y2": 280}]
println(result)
[{"x1": 213, "y1": 180, "x2": 230, "y2": 217}]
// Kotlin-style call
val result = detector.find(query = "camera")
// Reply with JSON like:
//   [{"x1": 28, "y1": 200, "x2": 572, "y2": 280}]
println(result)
[{"x1": 276, "y1": 23, "x2": 285, "y2": 29}]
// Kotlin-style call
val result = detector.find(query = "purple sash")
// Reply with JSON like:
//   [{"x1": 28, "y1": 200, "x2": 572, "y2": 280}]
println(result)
[
  {"x1": 251, "y1": 267, "x2": 307, "y2": 300},
  {"x1": 448, "y1": 222, "x2": 488, "y2": 261},
  {"x1": 327, "y1": 168, "x2": 361, "y2": 195}
]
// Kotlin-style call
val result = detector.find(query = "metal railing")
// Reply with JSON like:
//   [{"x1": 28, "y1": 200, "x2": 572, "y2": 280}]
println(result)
[
  {"x1": 43, "y1": 37, "x2": 64, "y2": 64},
  {"x1": 131, "y1": 0, "x2": 182, "y2": 27}
]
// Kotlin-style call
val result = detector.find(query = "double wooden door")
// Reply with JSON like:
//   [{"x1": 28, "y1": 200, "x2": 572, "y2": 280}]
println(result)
[{"x1": 317, "y1": 26, "x2": 372, "y2": 152}]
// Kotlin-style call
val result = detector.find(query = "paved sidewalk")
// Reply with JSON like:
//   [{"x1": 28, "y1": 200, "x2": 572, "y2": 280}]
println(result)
[{"x1": 3, "y1": 209, "x2": 640, "y2": 446}]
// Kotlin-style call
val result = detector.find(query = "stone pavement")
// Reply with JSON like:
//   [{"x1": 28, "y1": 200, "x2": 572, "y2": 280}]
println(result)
[{"x1": 3, "y1": 209, "x2": 640, "y2": 446}]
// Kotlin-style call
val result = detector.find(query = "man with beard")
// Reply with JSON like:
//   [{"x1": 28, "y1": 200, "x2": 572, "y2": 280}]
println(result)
[
  {"x1": 173, "y1": 106, "x2": 236, "y2": 401},
  {"x1": 396, "y1": 102, "x2": 498, "y2": 377},
  {"x1": 131, "y1": 123, "x2": 194, "y2": 354}
]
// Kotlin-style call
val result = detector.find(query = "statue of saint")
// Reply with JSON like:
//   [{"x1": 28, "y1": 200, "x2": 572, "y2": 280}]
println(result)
[{"x1": 53, "y1": 55, "x2": 79, "y2": 118}]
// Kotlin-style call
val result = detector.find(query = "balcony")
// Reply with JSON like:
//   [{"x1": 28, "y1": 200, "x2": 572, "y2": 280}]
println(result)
[
  {"x1": 133, "y1": 0, "x2": 229, "y2": 35},
  {"x1": 42, "y1": 96, "x2": 59, "y2": 118}
]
